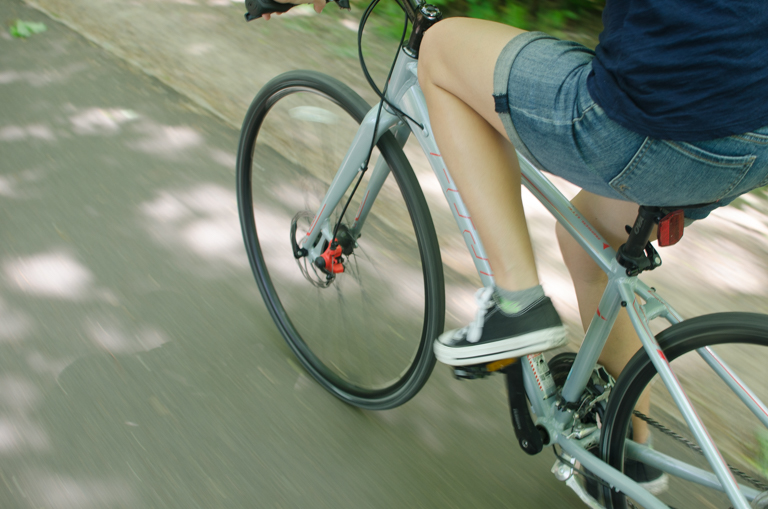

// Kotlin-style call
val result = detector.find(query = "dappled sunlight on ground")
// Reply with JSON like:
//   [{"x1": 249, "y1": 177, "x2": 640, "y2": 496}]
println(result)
[
  {"x1": 185, "y1": 42, "x2": 215, "y2": 56},
  {"x1": 0, "y1": 124, "x2": 56, "y2": 142},
  {"x1": 208, "y1": 147, "x2": 236, "y2": 168},
  {"x1": 0, "y1": 376, "x2": 42, "y2": 413},
  {"x1": 68, "y1": 107, "x2": 139, "y2": 135},
  {"x1": 140, "y1": 183, "x2": 246, "y2": 270},
  {"x1": 17, "y1": 472, "x2": 137, "y2": 509},
  {"x1": 0, "y1": 47, "x2": 248, "y2": 505},
  {"x1": 689, "y1": 237, "x2": 768, "y2": 294},
  {"x1": 0, "y1": 376, "x2": 49, "y2": 454},
  {"x1": 129, "y1": 123, "x2": 203, "y2": 158},
  {"x1": 85, "y1": 317, "x2": 169, "y2": 355},
  {"x1": 0, "y1": 417, "x2": 50, "y2": 454},
  {"x1": 0, "y1": 295, "x2": 32, "y2": 342},
  {"x1": 0, "y1": 169, "x2": 48, "y2": 201},
  {"x1": 182, "y1": 217, "x2": 242, "y2": 259},
  {"x1": 3, "y1": 251, "x2": 94, "y2": 300},
  {"x1": 0, "y1": 63, "x2": 88, "y2": 87},
  {"x1": 0, "y1": 176, "x2": 16, "y2": 197}
]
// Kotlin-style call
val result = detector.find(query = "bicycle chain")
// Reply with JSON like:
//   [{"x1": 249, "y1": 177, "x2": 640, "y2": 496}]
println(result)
[{"x1": 632, "y1": 410, "x2": 768, "y2": 492}]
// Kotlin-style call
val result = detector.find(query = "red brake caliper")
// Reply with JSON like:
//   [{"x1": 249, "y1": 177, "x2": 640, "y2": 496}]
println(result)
[{"x1": 314, "y1": 241, "x2": 345, "y2": 275}]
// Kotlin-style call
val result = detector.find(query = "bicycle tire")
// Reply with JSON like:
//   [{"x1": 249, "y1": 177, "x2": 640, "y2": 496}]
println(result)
[
  {"x1": 600, "y1": 312, "x2": 768, "y2": 508},
  {"x1": 549, "y1": 352, "x2": 578, "y2": 386},
  {"x1": 236, "y1": 70, "x2": 445, "y2": 410}
]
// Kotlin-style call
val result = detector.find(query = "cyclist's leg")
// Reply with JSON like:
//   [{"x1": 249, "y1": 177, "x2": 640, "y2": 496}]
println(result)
[
  {"x1": 420, "y1": 19, "x2": 567, "y2": 365},
  {"x1": 555, "y1": 190, "x2": 653, "y2": 443},
  {"x1": 418, "y1": 18, "x2": 534, "y2": 291},
  {"x1": 420, "y1": 18, "x2": 567, "y2": 365}
]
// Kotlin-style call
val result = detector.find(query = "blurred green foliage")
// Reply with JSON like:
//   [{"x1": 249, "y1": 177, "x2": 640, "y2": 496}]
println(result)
[
  {"x1": 366, "y1": 0, "x2": 605, "y2": 48},
  {"x1": 9, "y1": 19, "x2": 47, "y2": 38},
  {"x1": 757, "y1": 428, "x2": 768, "y2": 476}
]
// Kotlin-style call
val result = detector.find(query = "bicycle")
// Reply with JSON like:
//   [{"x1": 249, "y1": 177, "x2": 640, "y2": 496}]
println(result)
[{"x1": 235, "y1": 1, "x2": 768, "y2": 507}]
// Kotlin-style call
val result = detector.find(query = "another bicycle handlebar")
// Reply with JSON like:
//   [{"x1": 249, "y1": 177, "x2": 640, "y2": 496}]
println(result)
[{"x1": 244, "y1": 0, "x2": 350, "y2": 21}]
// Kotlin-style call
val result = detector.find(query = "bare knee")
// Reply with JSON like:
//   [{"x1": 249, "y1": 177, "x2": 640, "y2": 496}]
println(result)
[{"x1": 417, "y1": 18, "x2": 464, "y2": 90}]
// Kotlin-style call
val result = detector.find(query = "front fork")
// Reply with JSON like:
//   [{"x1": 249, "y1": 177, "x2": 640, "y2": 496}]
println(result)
[{"x1": 297, "y1": 105, "x2": 401, "y2": 271}]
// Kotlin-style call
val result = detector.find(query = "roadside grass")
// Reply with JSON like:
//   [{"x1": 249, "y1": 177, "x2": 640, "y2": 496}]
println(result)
[{"x1": 9, "y1": 19, "x2": 47, "y2": 38}]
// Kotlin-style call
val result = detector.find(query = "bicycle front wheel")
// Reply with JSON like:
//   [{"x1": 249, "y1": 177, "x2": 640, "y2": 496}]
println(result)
[
  {"x1": 600, "y1": 313, "x2": 768, "y2": 508},
  {"x1": 236, "y1": 71, "x2": 445, "y2": 410}
]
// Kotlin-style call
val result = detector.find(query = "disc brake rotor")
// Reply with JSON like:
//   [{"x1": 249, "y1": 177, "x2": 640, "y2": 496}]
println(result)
[{"x1": 291, "y1": 211, "x2": 332, "y2": 288}]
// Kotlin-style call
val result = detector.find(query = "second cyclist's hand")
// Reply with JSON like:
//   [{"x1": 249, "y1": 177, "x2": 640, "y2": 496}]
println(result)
[{"x1": 262, "y1": 0, "x2": 326, "y2": 20}]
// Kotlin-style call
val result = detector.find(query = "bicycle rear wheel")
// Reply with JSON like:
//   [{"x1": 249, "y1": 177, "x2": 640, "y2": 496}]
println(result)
[
  {"x1": 600, "y1": 313, "x2": 768, "y2": 508},
  {"x1": 236, "y1": 71, "x2": 444, "y2": 409}
]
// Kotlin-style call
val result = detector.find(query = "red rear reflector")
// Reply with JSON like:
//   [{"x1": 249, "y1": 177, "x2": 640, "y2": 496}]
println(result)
[{"x1": 658, "y1": 210, "x2": 685, "y2": 247}]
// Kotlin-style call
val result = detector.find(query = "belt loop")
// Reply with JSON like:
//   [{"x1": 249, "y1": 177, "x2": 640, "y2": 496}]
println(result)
[{"x1": 493, "y1": 93, "x2": 509, "y2": 114}]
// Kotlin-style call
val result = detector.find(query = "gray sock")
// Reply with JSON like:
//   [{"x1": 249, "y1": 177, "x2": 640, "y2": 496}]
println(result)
[{"x1": 494, "y1": 284, "x2": 545, "y2": 315}]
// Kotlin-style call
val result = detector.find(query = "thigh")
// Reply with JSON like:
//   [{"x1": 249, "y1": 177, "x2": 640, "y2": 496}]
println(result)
[
  {"x1": 570, "y1": 191, "x2": 653, "y2": 249},
  {"x1": 418, "y1": 17, "x2": 526, "y2": 138}
]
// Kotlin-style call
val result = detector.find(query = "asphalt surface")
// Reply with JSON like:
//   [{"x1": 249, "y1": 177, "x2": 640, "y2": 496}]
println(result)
[
  {"x1": 0, "y1": 1, "x2": 583, "y2": 507},
  {"x1": 4, "y1": 0, "x2": 768, "y2": 508}
]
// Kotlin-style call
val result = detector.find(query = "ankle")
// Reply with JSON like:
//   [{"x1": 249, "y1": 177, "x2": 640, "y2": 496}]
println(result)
[{"x1": 494, "y1": 284, "x2": 546, "y2": 314}]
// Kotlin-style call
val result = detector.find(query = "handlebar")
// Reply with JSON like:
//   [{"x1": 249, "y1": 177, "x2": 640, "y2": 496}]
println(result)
[{"x1": 244, "y1": 0, "x2": 350, "y2": 21}]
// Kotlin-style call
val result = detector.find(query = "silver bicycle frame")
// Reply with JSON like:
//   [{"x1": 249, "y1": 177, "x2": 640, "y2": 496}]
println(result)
[{"x1": 300, "y1": 48, "x2": 766, "y2": 509}]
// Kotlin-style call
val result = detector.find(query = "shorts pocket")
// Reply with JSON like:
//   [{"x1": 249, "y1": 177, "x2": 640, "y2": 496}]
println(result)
[
  {"x1": 734, "y1": 124, "x2": 768, "y2": 144},
  {"x1": 609, "y1": 138, "x2": 756, "y2": 207}
]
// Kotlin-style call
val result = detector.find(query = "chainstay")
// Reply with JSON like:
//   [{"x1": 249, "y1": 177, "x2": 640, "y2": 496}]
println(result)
[{"x1": 633, "y1": 410, "x2": 768, "y2": 492}]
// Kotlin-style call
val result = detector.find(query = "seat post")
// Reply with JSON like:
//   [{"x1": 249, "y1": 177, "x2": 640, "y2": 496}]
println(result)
[{"x1": 616, "y1": 206, "x2": 663, "y2": 276}]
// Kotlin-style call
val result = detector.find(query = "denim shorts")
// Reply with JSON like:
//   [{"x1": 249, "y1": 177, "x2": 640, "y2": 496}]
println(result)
[{"x1": 493, "y1": 32, "x2": 768, "y2": 220}]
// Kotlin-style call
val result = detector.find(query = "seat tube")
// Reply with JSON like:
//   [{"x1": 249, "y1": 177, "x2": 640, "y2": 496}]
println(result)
[{"x1": 556, "y1": 278, "x2": 622, "y2": 425}]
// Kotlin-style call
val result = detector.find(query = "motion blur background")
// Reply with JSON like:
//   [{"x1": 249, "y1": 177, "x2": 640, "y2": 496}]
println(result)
[{"x1": 2, "y1": 0, "x2": 767, "y2": 507}]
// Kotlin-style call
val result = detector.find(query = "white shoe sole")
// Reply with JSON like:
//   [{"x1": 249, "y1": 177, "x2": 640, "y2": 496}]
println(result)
[
  {"x1": 639, "y1": 473, "x2": 669, "y2": 496},
  {"x1": 433, "y1": 326, "x2": 568, "y2": 366}
]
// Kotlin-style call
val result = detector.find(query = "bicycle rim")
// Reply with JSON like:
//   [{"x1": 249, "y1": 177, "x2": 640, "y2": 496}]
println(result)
[
  {"x1": 236, "y1": 71, "x2": 444, "y2": 409},
  {"x1": 601, "y1": 313, "x2": 768, "y2": 508}
]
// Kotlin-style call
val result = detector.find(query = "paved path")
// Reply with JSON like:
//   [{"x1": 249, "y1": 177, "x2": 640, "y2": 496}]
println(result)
[{"x1": 0, "y1": 1, "x2": 581, "y2": 507}]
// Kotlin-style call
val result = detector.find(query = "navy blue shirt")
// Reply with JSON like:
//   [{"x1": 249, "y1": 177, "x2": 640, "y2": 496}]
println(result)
[{"x1": 587, "y1": 0, "x2": 768, "y2": 141}]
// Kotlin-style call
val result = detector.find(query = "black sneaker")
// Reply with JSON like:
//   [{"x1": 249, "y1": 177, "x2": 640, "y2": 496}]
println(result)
[
  {"x1": 584, "y1": 456, "x2": 668, "y2": 500},
  {"x1": 433, "y1": 287, "x2": 567, "y2": 366},
  {"x1": 624, "y1": 457, "x2": 668, "y2": 495}
]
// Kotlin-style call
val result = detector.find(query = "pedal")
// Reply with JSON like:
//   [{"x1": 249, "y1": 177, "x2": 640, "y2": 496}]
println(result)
[{"x1": 452, "y1": 357, "x2": 516, "y2": 380}]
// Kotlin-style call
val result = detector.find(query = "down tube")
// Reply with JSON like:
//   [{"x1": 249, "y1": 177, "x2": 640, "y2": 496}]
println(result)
[{"x1": 399, "y1": 84, "x2": 495, "y2": 286}]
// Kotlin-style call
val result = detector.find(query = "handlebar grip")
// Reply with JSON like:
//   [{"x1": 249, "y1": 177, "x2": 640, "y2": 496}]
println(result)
[
  {"x1": 244, "y1": 0, "x2": 299, "y2": 20},
  {"x1": 244, "y1": 0, "x2": 349, "y2": 21}
]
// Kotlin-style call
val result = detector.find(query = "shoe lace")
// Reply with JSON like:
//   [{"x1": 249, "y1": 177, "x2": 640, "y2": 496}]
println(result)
[{"x1": 464, "y1": 287, "x2": 495, "y2": 343}]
